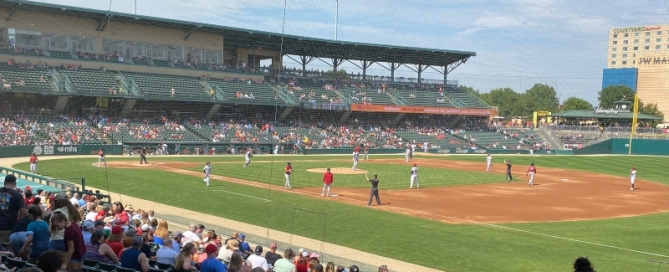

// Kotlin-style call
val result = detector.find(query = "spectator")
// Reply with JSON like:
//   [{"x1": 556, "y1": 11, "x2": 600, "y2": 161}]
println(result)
[
  {"x1": 182, "y1": 224, "x2": 202, "y2": 245},
  {"x1": 156, "y1": 239, "x2": 178, "y2": 265},
  {"x1": 378, "y1": 265, "x2": 389, "y2": 272},
  {"x1": 111, "y1": 202, "x2": 130, "y2": 226},
  {"x1": 218, "y1": 239, "x2": 239, "y2": 264},
  {"x1": 85, "y1": 204, "x2": 99, "y2": 221},
  {"x1": 573, "y1": 257, "x2": 595, "y2": 272},
  {"x1": 106, "y1": 226, "x2": 124, "y2": 256},
  {"x1": 348, "y1": 265, "x2": 360, "y2": 272},
  {"x1": 238, "y1": 234, "x2": 251, "y2": 257},
  {"x1": 139, "y1": 233, "x2": 156, "y2": 261},
  {"x1": 119, "y1": 236, "x2": 149, "y2": 272},
  {"x1": 85, "y1": 229, "x2": 120, "y2": 264},
  {"x1": 324, "y1": 262, "x2": 335, "y2": 272},
  {"x1": 264, "y1": 242, "x2": 282, "y2": 266},
  {"x1": 0, "y1": 175, "x2": 28, "y2": 251},
  {"x1": 82, "y1": 220, "x2": 94, "y2": 245},
  {"x1": 9, "y1": 211, "x2": 31, "y2": 255},
  {"x1": 246, "y1": 245, "x2": 268, "y2": 270},
  {"x1": 200, "y1": 243, "x2": 227, "y2": 272},
  {"x1": 313, "y1": 264, "x2": 324, "y2": 272},
  {"x1": 153, "y1": 220, "x2": 170, "y2": 246},
  {"x1": 62, "y1": 208, "x2": 86, "y2": 272},
  {"x1": 37, "y1": 250, "x2": 64, "y2": 272},
  {"x1": 19, "y1": 206, "x2": 50, "y2": 263},
  {"x1": 272, "y1": 249, "x2": 296, "y2": 272},
  {"x1": 175, "y1": 242, "x2": 198, "y2": 271},
  {"x1": 171, "y1": 231, "x2": 183, "y2": 253},
  {"x1": 228, "y1": 252, "x2": 251, "y2": 272}
]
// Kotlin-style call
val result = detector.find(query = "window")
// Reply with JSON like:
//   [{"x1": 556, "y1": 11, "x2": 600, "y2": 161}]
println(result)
[
  {"x1": 146, "y1": 44, "x2": 166, "y2": 59},
  {"x1": 633, "y1": 53, "x2": 636, "y2": 57},
  {"x1": 613, "y1": 34, "x2": 618, "y2": 38},
  {"x1": 633, "y1": 46, "x2": 638, "y2": 51},
  {"x1": 633, "y1": 60, "x2": 636, "y2": 64},
  {"x1": 622, "y1": 61, "x2": 627, "y2": 65},
  {"x1": 645, "y1": 39, "x2": 650, "y2": 43},
  {"x1": 646, "y1": 32, "x2": 651, "y2": 36},
  {"x1": 623, "y1": 47, "x2": 628, "y2": 51},
  {"x1": 613, "y1": 41, "x2": 618, "y2": 45},
  {"x1": 657, "y1": 38, "x2": 661, "y2": 43},
  {"x1": 611, "y1": 61, "x2": 616, "y2": 65},
  {"x1": 103, "y1": 39, "x2": 123, "y2": 55},
  {"x1": 622, "y1": 53, "x2": 627, "y2": 58},
  {"x1": 635, "y1": 32, "x2": 639, "y2": 37},
  {"x1": 656, "y1": 45, "x2": 661, "y2": 50},
  {"x1": 667, "y1": 45, "x2": 669, "y2": 49},
  {"x1": 612, "y1": 47, "x2": 617, "y2": 51},
  {"x1": 612, "y1": 54, "x2": 617, "y2": 58},
  {"x1": 645, "y1": 46, "x2": 649, "y2": 50},
  {"x1": 70, "y1": 35, "x2": 95, "y2": 53},
  {"x1": 624, "y1": 33, "x2": 628, "y2": 37},
  {"x1": 657, "y1": 31, "x2": 662, "y2": 35},
  {"x1": 634, "y1": 39, "x2": 639, "y2": 44},
  {"x1": 623, "y1": 40, "x2": 628, "y2": 44}
]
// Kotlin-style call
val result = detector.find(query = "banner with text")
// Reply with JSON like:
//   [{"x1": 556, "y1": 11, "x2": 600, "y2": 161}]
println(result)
[{"x1": 350, "y1": 104, "x2": 496, "y2": 116}]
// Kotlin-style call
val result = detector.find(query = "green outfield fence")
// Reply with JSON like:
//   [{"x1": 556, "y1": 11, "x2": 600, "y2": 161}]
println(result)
[{"x1": 574, "y1": 139, "x2": 669, "y2": 155}]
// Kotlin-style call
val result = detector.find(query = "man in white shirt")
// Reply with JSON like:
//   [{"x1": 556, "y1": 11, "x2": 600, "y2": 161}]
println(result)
[
  {"x1": 486, "y1": 153, "x2": 493, "y2": 171},
  {"x1": 69, "y1": 193, "x2": 80, "y2": 206},
  {"x1": 156, "y1": 239, "x2": 178, "y2": 265},
  {"x1": 244, "y1": 149, "x2": 252, "y2": 168},
  {"x1": 630, "y1": 167, "x2": 636, "y2": 190},
  {"x1": 246, "y1": 245, "x2": 269, "y2": 270},
  {"x1": 182, "y1": 224, "x2": 202, "y2": 246},
  {"x1": 410, "y1": 163, "x2": 419, "y2": 189}
]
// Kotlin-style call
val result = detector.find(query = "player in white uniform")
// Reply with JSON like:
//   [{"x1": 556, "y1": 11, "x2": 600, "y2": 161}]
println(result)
[
  {"x1": 352, "y1": 151, "x2": 359, "y2": 171},
  {"x1": 423, "y1": 142, "x2": 429, "y2": 153},
  {"x1": 410, "y1": 163, "x2": 419, "y2": 189},
  {"x1": 529, "y1": 148, "x2": 534, "y2": 156},
  {"x1": 486, "y1": 153, "x2": 493, "y2": 171},
  {"x1": 410, "y1": 144, "x2": 416, "y2": 159},
  {"x1": 405, "y1": 148, "x2": 411, "y2": 162},
  {"x1": 630, "y1": 167, "x2": 636, "y2": 190},
  {"x1": 243, "y1": 149, "x2": 252, "y2": 168},
  {"x1": 203, "y1": 161, "x2": 211, "y2": 186}
]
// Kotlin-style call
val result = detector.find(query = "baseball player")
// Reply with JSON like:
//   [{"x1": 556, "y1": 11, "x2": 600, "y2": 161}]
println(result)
[
  {"x1": 365, "y1": 173, "x2": 381, "y2": 206},
  {"x1": 630, "y1": 167, "x2": 636, "y2": 190},
  {"x1": 29, "y1": 152, "x2": 39, "y2": 174},
  {"x1": 410, "y1": 143, "x2": 416, "y2": 159},
  {"x1": 139, "y1": 148, "x2": 148, "y2": 164},
  {"x1": 486, "y1": 153, "x2": 493, "y2": 171},
  {"x1": 284, "y1": 162, "x2": 293, "y2": 189},
  {"x1": 98, "y1": 148, "x2": 107, "y2": 168},
  {"x1": 322, "y1": 168, "x2": 333, "y2": 197},
  {"x1": 405, "y1": 147, "x2": 411, "y2": 162},
  {"x1": 364, "y1": 145, "x2": 370, "y2": 160},
  {"x1": 243, "y1": 148, "x2": 253, "y2": 168},
  {"x1": 203, "y1": 161, "x2": 211, "y2": 186},
  {"x1": 352, "y1": 146, "x2": 361, "y2": 170},
  {"x1": 526, "y1": 163, "x2": 537, "y2": 186},
  {"x1": 423, "y1": 142, "x2": 429, "y2": 153},
  {"x1": 504, "y1": 159, "x2": 513, "y2": 182},
  {"x1": 410, "y1": 163, "x2": 419, "y2": 189},
  {"x1": 529, "y1": 148, "x2": 534, "y2": 156}
]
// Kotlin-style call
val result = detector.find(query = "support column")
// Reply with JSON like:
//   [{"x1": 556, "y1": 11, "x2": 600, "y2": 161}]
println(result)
[
  {"x1": 390, "y1": 62, "x2": 396, "y2": 82},
  {"x1": 120, "y1": 99, "x2": 136, "y2": 117},
  {"x1": 443, "y1": 68, "x2": 448, "y2": 85},
  {"x1": 339, "y1": 111, "x2": 352, "y2": 123},
  {"x1": 205, "y1": 103, "x2": 222, "y2": 120},
  {"x1": 53, "y1": 96, "x2": 69, "y2": 114},
  {"x1": 278, "y1": 107, "x2": 294, "y2": 121}
]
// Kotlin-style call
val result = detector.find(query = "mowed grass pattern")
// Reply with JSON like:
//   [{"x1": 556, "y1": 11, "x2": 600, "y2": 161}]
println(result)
[{"x1": 13, "y1": 155, "x2": 669, "y2": 272}]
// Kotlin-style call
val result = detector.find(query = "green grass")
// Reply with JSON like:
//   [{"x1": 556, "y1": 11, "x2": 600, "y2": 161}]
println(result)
[{"x1": 13, "y1": 155, "x2": 669, "y2": 272}]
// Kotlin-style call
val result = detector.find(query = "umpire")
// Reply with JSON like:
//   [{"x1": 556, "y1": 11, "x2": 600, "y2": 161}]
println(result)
[
  {"x1": 366, "y1": 174, "x2": 381, "y2": 206},
  {"x1": 140, "y1": 148, "x2": 148, "y2": 164},
  {"x1": 504, "y1": 159, "x2": 513, "y2": 182}
]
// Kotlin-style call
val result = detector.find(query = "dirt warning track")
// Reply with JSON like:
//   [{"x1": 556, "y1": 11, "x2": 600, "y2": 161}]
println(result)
[{"x1": 103, "y1": 159, "x2": 669, "y2": 224}]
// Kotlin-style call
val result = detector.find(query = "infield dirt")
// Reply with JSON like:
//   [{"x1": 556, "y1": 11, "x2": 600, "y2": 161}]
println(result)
[{"x1": 104, "y1": 158, "x2": 669, "y2": 224}]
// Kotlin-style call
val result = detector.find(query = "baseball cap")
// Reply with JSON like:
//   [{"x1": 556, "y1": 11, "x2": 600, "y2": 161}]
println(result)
[
  {"x1": 54, "y1": 193, "x2": 69, "y2": 200},
  {"x1": 239, "y1": 234, "x2": 245, "y2": 239},
  {"x1": 141, "y1": 224, "x2": 151, "y2": 231},
  {"x1": 95, "y1": 220, "x2": 105, "y2": 227},
  {"x1": 3, "y1": 174, "x2": 16, "y2": 184},
  {"x1": 82, "y1": 220, "x2": 95, "y2": 230},
  {"x1": 309, "y1": 253, "x2": 319, "y2": 259},
  {"x1": 254, "y1": 245, "x2": 263, "y2": 255},
  {"x1": 172, "y1": 231, "x2": 183, "y2": 238},
  {"x1": 301, "y1": 251, "x2": 309, "y2": 257},
  {"x1": 103, "y1": 229, "x2": 111, "y2": 238},
  {"x1": 413, "y1": 163, "x2": 417, "y2": 166},
  {"x1": 205, "y1": 244, "x2": 218, "y2": 254},
  {"x1": 349, "y1": 265, "x2": 360, "y2": 272},
  {"x1": 111, "y1": 225, "x2": 123, "y2": 235},
  {"x1": 24, "y1": 185, "x2": 32, "y2": 192},
  {"x1": 132, "y1": 235, "x2": 143, "y2": 246}
]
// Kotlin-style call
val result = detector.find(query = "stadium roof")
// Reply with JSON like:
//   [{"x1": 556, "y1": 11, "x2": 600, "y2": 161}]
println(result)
[
  {"x1": 550, "y1": 110, "x2": 661, "y2": 120},
  {"x1": 4, "y1": 0, "x2": 476, "y2": 67}
]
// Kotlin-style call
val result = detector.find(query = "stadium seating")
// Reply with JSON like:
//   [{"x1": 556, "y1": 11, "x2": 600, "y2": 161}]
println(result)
[
  {"x1": 392, "y1": 89, "x2": 455, "y2": 107},
  {"x1": 60, "y1": 68, "x2": 119, "y2": 95},
  {"x1": 445, "y1": 87, "x2": 489, "y2": 108},
  {"x1": 395, "y1": 129, "x2": 470, "y2": 150},
  {"x1": 340, "y1": 88, "x2": 395, "y2": 105},
  {"x1": 34, "y1": 117, "x2": 103, "y2": 144},
  {"x1": 206, "y1": 78, "x2": 288, "y2": 105},
  {"x1": 0, "y1": 63, "x2": 53, "y2": 93},
  {"x1": 123, "y1": 72, "x2": 211, "y2": 101},
  {"x1": 113, "y1": 120, "x2": 204, "y2": 143}
]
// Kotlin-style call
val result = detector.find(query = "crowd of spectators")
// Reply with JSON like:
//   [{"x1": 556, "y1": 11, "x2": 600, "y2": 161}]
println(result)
[{"x1": 0, "y1": 175, "x2": 385, "y2": 272}]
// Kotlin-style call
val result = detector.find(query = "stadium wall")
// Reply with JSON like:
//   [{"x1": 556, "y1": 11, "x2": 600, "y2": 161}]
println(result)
[
  {"x1": 0, "y1": 144, "x2": 122, "y2": 158},
  {"x1": 573, "y1": 139, "x2": 669, "y2": 155}
]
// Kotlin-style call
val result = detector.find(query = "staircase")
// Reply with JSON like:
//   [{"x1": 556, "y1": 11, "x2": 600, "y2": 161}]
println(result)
[{"x1": 536, "y1": 127, "x2": 562, "y2": 150}]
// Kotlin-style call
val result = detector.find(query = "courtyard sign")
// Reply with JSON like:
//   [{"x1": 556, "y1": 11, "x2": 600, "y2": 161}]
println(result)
[
  {"x1": 613, "y1": 26, "x2": 661, "y2": 33},
  {"x1": 593, "y1": 107, "x2": 620, "y2": 115}
]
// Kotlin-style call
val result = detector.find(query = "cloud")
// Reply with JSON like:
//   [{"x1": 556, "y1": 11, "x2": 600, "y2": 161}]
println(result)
[{"x1": 474, "y1": 15, "x2": 524, "y2": 29}]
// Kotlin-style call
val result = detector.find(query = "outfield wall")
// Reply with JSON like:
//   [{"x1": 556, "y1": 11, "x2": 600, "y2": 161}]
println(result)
[
  {"x1": 573, "y1": 139, "x2": 669, "y2": 155},
  {"x1": 0, "y1": 144, "x2": 123, "y2": 158}
]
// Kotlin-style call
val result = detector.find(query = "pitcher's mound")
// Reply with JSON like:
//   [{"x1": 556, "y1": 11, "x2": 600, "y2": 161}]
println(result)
[{"x1": 306, "y1": 168, "x2": 368, "y2": 174}]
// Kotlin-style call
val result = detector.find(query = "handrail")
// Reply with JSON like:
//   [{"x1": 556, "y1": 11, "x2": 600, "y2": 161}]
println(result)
[
  {"x1": 129, "y1": 78, "x2": 141, "y2": 96},
  {"x1": 0, "y1": 166, "x2": 74, "y2": 191},
  {"x1": 62, "y1": 75, "x2": 74, "y2": 93},
  {"x1": 50, "y1": 68, "x2": 61, "y2": 92}
]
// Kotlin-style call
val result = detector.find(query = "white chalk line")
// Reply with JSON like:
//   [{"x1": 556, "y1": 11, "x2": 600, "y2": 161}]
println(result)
[{"x1": 211, "y1": 189, "x2": 272, "y2": 202}]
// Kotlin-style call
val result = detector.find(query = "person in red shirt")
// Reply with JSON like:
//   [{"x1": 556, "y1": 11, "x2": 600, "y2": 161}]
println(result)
[
  {"x1": 98, "y1": 148, "x2": 107, "y2": 168},
  {"x1": 29, "y1": 152, "x2": 39, "y2": 174},
  {"x1": 284, "y1": 162, "x2": 293, "y2": 189},
  {"x1": 24, "y1": 185, "x2": 35, "y2": 206},
  {"x1": 321, "y1": 168, "x2": 334, "y2": 197},
  {"x1": 526, "y1": 163, "x2": 537, "y2": 186},
  {"x1": 364, "y1": 145, "x2": 370, "y2": 160}
]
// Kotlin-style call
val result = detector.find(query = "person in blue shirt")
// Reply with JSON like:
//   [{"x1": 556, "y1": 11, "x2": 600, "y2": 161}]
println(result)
[
  {"x1": 200, "y1": 244, "x2": 227, "y2": 272},
  {"x1": 238, "y1": 233, "x2": 251, "y2": 258},
  {"x1": 119, "y1": 236, "x2": 149, "y2": 272},
  {"x1": 19, "y1": 206, "x2": 51, "y2": 263}
]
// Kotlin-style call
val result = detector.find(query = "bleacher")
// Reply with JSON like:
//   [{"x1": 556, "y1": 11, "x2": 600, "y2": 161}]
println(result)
[
  {"x1": 60, "y1": 69, "x2": 118, "y2": 95},
  {"x1": 0, "y1": 63, "x2": 53, "y2": 93},
  {"x1": 395, "y1": 130, "x2": 469, "y2": 150},
  {"x1": 35, "y1": 117, "x2": 102, "y2": 144},
  {"x1": 392, "y1": 90, "x2": 455, "y2": 107},
  {"x1": 207, "y1": 78, "x2": 287, "y2": 105},
  {"x1": 457, "y1": 131, "x2": 521, "y2": 149},
  {"x1": 340, "y1": 88, "x2": 395, "y2": 105},
  {"x1": 446, "y1": 87, "x2": 489, "y2": 108},
  {"x1": 114, "y1": 121, "x2": 204, "y2": 143},
  {"x1": 123, "y1": 72, "x2": 210, "y2": 101}
]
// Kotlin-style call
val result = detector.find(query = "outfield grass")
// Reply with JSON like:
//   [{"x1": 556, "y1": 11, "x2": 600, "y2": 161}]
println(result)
[{"x1": 13, "y1": 155, "x2": 669, "y2": 272}]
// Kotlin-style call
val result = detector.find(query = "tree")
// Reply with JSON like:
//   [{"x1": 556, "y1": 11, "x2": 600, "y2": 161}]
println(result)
[
  {"x1": 522, "y1": 83, "x2": 559, "y2": 116},
  {"x1": 459, "y1": 85, "x2": 480, "y2": 97},
  {"x1": 598, "y1": 85, "x2": 635, "y2": 108},
  {"x1": 562, "y1": 97, "x2": 594, "y2": 111},
  {"x1": 482, "y1": 87, "x2": 524, "y2": 117},
  {"x1": 639, "y1": 103, "x2": 664, "y2": 125}
]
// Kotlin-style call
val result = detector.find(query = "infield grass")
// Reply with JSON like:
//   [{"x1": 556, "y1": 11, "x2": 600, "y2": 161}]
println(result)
[{"x1": 13, "y1": 155, "x2": 669, "y2": 272}]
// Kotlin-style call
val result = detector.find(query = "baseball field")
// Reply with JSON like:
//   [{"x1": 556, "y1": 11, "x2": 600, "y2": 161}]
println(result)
[{"x1": 11, "y1": 153, "x2": 669, "y2": 272}]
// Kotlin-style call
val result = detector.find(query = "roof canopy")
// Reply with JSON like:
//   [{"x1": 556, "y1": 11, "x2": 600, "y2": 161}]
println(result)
[
  {"x1": 3, "y1": 0, "x2": 476, "y2": 67},
  {"x1": 550, "y1": 110, "x2": 661, "y2": 120}
]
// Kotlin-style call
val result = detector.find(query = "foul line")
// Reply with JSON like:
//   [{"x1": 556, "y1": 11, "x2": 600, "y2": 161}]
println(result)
[{"x1": 211, "y1": 189, "x2": 272, "y2": 202}]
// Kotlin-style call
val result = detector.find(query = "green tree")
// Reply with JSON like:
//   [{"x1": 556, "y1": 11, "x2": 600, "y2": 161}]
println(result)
[
  {"x1": 562, "y1": 97, "x2": 594, "y2": 111},
  {"x1": 598, "y1": 85, "x2": 635, "y2": 108},
  {"x1": 523, "y1": 83, "x2": 559, "y2": 115},
  {"x1": 639, "y1": 103, "x2": 664, "y2": 125},
  {"x1": 459, "y1": 85, "x2": 480, "y2": 97},
  {"x1": 482, "y1": 88, "x2": 524, "y2": 117}
]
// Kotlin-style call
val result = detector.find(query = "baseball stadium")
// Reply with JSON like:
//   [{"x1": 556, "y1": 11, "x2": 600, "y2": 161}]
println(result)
[{"x1": 0, "y1": 1, "x2": 669, "y2": 272}]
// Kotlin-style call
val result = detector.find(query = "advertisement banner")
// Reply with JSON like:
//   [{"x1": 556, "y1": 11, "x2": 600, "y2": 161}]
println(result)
[
  {"x1": 32, "y1": 145, "x2": 79, "y2": 156},
  {"x1": 350, "y1": 104, "x2": 496, "y2": 116}
]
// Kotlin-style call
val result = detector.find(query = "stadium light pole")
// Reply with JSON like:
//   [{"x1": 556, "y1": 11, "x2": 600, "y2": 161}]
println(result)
[{"x1": 335, "y1": 0, "x2": 339, "y2": 40}]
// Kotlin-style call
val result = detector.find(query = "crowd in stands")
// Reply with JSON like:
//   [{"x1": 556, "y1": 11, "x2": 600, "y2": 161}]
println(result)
[{"x1": 0, "y1": 175, "x2": 385, "y2": 272}]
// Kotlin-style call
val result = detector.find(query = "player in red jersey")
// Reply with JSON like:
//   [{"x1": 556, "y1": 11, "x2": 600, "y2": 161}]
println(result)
[
  {"x1": 364, "y1": 145, "x2": 370, "y2": 160},
  {"x1": 284, "y1": 162, "x2": 293, "y2": 189},
  {"x1": 98, "y1": 148, "x2": 107, "y2": 168},
  {"x1": 29, "y1": 152, "x2": 39, "y2": 174},
  {"x1": 526, "y1": 163, "x2": 537, "y2": 186},
  {"x1": 321, "y1": 168, "x2": 333, "y2": 197}
]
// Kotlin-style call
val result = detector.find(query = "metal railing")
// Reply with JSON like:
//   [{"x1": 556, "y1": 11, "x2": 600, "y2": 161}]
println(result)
[
  {"x1": 0, "y1": 166, "x2": 74, "y2": 191},
  {"x1": 62, "y1": 75, "x2": 74, "y2": 93},
  {"x1": 545, "y1": 125, "x2": 664, "y2": 134}
]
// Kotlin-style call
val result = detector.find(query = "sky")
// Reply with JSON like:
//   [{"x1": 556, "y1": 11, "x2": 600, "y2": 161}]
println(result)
[{"x1": 31, "y1": 0, "x2": 669, "y2": 105}]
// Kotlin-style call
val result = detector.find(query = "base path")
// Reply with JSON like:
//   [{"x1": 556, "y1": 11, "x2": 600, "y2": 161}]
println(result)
[
  {"x1": 104, "y1": 157, "x2": 669, "y2": 224},
  {"x1": 0, "y1": 155, "x2": 439, "y2": 272}
]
